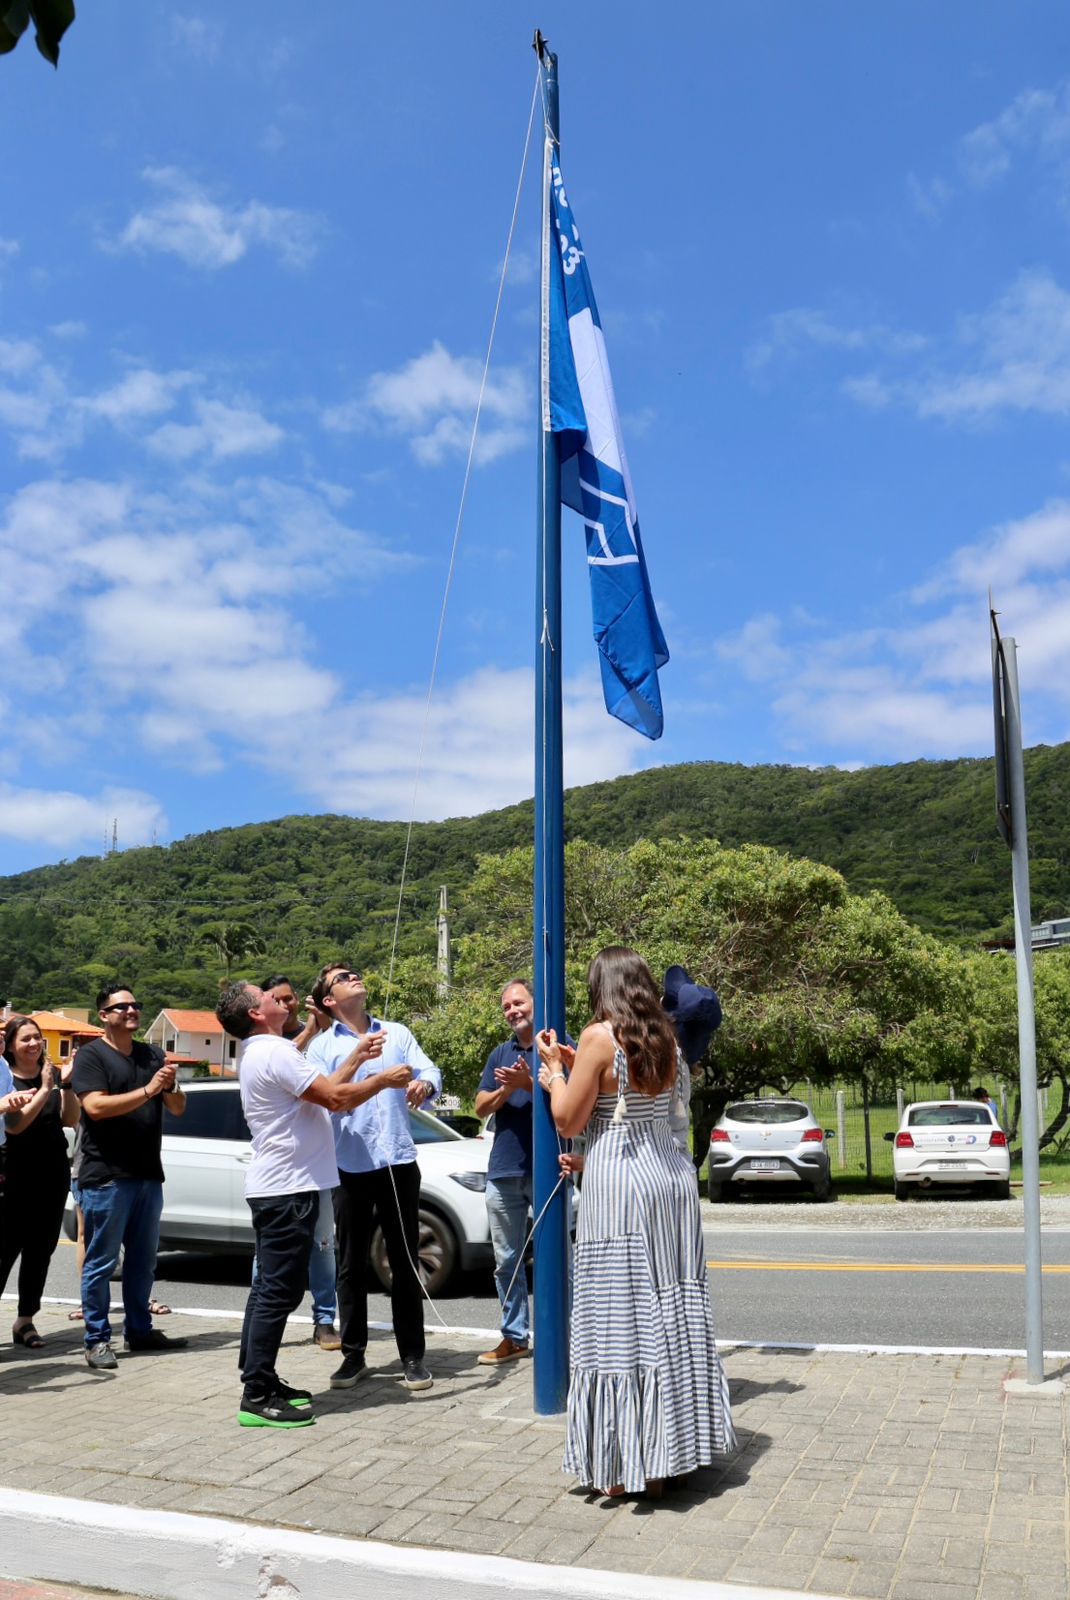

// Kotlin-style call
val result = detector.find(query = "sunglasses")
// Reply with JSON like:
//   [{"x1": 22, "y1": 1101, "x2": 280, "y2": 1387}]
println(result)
[
  {"x1": 326, "y1": 970, "x2": 362, "y2": 993},
  {"x1": 103, "y1": 1001, "x2": 141, "y2": 1014}
]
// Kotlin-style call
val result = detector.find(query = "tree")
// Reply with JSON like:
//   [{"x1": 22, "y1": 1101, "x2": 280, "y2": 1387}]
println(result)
[
  {"x1": 197, "y1": 922, "x2": 266, "y2": 985},
  {"x1": 383, "y1": 837, "x2": 987, "y2": 1158},
  {"x1": 0, "y1": 1, "x2": 75, "y2": 65}
]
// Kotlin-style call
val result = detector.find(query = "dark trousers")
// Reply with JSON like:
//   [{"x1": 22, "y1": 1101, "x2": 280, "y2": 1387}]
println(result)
[
  {"x1": 239, "y1": 1189, "x2": 318, "y2": 1398},
  {"x1": 0, "y1": 1160, "x2": 71, "y2": 1320},
  {"x1": 335, "y1": 1162, "x2": 424, "y2": 1363}
]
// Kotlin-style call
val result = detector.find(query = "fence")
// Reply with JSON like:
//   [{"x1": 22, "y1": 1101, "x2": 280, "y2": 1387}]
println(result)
[{"x1": 751, "y1": 1078, "x2": 1036, "y2": 1180}]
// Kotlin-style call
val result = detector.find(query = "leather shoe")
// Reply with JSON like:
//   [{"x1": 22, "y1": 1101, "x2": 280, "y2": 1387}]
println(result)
[
  {"x1": 312, "y1": 1323, "x2": 341, "y2": 1350},
  {"x1": 477, "y1": 1337, "x2": 531, "y2": 1365}
]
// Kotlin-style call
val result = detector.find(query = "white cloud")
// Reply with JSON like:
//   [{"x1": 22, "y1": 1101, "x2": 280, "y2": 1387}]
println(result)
[
  {"x1": 957, "y1": 82, "x2": 1070, "y2": 191},
  {"x1": 746, "y1": 309, "x2": 925, "y2": 376},
  {"x1": 49, "y1": 320, "x2": 87, "y2": 340},
  {"x1": 289, "y1": 666, "x2": 653, "y2": 820},
  {"x1": 147, "y1": 397, "x2": 283, "y2": 460},
  {"x1": 0, "y1": 238, "x2": 19, "y2": 260},
  {"x1": 916, "y1": 271, "x2": 1070, "y2": 419},
  {"x1": 906, "y1": 171, "x2": 952, "y2": 223},
  {"x1": 0, "y1": 784, "x2": 166, "y2": 850},
  {"x1": 716, "y1": 494, "x2": 1070, "y2": 762},
  {"x1": 83, "y1": 367, "x2": 194, "y2": 424},
  {"x1": 324, "y1": 341, "x2": 529, "y2": 466},
  {"x1": 111, "y1": 167, "x2": 320, "y2": 271},
  {"x1": 812, "y1": 272, "x2": 1070, "y2": 424},
  {"x1": 171, "y1": 15, "x2": 223, "y2": 63}
]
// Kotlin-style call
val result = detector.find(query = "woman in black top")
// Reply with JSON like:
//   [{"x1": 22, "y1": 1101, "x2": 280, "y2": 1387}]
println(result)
[{"x1": 1, "y1": 1016, "x2": 80, "y2": 1348}]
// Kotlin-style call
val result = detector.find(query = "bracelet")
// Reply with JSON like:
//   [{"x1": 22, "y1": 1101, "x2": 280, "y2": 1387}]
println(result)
[
  {"x1": 547, "y1": 1071, "x2": 567, "y2": 1086},
  {"x1": 143, "y1": 1085, "x2": 150, "y2": 1101}
]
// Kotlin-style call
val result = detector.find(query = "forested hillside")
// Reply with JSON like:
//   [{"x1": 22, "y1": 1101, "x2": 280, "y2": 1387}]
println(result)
[{"x1": 0, "y1": 743, "x2": 1066, "y2": 1015}]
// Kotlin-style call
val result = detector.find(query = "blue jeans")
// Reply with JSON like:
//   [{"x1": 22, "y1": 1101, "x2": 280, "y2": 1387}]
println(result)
[
  {"x1": 80, "y1": 1179, "x2": 164, "y2": 1349},
  {"x1": 486, "y1": 1174, "x2": 532, "y2": 1345},
  {"x1": 251, "y1": 1186, "x2": 337, "y2": 1324}
]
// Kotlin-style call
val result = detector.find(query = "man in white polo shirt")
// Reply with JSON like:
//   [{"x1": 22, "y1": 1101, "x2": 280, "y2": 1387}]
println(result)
[{"x1": 216, "y1": 980, "x2": 411, "y2": 1429}]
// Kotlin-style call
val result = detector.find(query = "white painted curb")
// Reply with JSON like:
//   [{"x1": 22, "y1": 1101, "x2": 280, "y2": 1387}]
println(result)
[{"x1": 0, "y1": 1488, "x2": 849, "y2": 1600}]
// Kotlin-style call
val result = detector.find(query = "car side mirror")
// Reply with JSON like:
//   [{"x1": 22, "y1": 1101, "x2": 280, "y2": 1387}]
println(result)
[
  {"x1": 883, "y1": 1131, "x2": 895, "y2": 1142},
  {"x1": 824, "y1": 1130, "x2": 835, "y2": 1139}
]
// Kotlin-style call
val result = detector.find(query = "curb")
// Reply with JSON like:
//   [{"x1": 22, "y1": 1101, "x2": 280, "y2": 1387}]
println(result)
[{"x1": 0, "y1": 1488, "x2": 849, "y2": 1600}]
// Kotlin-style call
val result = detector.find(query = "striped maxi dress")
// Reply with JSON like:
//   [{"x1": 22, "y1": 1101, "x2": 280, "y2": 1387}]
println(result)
[{"x1": 563, "y1": 1027, "x2": 736, "y2": 1493}]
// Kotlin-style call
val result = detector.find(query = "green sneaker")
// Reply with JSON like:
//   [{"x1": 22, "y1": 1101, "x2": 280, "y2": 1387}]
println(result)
[{"x1": 238, "y1": 1392, "x2": 315, "y2": 1428}]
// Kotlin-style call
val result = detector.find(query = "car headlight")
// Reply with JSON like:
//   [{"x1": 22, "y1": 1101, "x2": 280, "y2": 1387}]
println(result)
[{"x1": 450, "y1": 1171, "x2": 488, "y2": 1192}]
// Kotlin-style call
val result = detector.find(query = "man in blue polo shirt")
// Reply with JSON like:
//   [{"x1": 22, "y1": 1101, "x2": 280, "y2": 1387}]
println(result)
[
  {"x1": 306, "y1": 962, "x2": 441, "y2": 1393},
  {"x1": 475, "y1": 979, "x2": 540, "y2": 1365}
]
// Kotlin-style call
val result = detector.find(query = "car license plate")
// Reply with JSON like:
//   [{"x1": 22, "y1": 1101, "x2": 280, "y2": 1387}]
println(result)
[
  {"x1": 937, "y1": 1161, "x2": 963, "y2": 1169},
  {"x1": 751, "y1": 1159, "x2": 780, "y2": 1171}
]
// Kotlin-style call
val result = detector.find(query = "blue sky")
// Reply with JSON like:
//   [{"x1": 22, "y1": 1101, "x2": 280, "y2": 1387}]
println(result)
[{"x1": 2, "y1": 2, "x2": 1070, "y2": 873}]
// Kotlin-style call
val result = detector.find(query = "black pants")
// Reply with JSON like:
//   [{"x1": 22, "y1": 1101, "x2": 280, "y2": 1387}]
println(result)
[
  {"x1": 239, "y1": 1189, "x2": 318, "y2": 1398},
  {"x1": 335, "y1": 1162, "x2": 424, "y2": 1363},
  {"x1": 0, "y1": 1159, "x2": 70, "y2": 1320}
]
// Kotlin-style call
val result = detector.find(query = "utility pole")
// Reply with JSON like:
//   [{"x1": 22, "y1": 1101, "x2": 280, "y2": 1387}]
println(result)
[{"x1": 436, "y1": 887, "x2": 450, "y2": 1000}]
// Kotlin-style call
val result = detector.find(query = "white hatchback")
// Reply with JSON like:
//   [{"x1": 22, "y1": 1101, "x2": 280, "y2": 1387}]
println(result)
[
  {"x1": 66, "y1": 1080, "x2": 494, "y2": 1293},
  {"x1": 889, "y1": 1100, "x2": 1011, "y2": 1201}
]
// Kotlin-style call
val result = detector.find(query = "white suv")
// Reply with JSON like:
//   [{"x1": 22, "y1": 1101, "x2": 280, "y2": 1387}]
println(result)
[{"x1": 66, "y1": 1080, "x2": 494, "y2": 1294}]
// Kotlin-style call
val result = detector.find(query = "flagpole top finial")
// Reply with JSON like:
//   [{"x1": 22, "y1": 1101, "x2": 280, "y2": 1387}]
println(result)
[{"x1": 533, "y1": 29, "x2": 551, "y2": 64}]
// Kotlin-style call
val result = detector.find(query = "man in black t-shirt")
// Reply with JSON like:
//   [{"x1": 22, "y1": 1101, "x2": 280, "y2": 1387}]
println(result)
[
  {"x1": 474, "y1": 980, "x2": 540, "y2": 1366},
  {"x1": 71, "y1": 982, "x2": 189, "y2": 1370}
]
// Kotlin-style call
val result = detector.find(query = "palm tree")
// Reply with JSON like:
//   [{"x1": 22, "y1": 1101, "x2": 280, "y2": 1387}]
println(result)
[{"x1": 197, "y1": 922, "x2": 266, "y2": 984}]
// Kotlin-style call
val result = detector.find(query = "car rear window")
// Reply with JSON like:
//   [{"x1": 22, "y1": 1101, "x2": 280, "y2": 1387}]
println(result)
[
  {"x1": 164, "y1": 1090, "x2": 250, "y2": 1142},
  {"x1": 409, "y1": 1108, "x2": 464, "y2": 1143},
  {"x1": 725, "y1": 1102, "x2": 808, "y2": 1124},
  {"x1": 908, "y1": 1105, "x2": 993, "y2": 1127}
]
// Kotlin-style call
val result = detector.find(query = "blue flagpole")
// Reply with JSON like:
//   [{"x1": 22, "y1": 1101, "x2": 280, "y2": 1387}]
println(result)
[{"x1": 532, "y1": 31, "x2": 569, "y2": 1417}]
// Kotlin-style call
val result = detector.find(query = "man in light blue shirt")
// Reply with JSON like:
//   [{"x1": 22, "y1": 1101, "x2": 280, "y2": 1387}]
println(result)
[{"x1": 307, "y1": 962, "x2": 441, "y2": 1393}]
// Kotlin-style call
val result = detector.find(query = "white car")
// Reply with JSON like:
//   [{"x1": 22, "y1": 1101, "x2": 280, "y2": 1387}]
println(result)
[
  {"x1": 66, "y1": 1081, "x2": 494, "y2": 1294},
  {"x1": 888, "y1": 1100, "x2": 1011, "y2": 1201}
]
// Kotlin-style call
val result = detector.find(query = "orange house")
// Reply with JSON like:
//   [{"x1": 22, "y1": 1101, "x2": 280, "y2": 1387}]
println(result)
[{"x1": 28, "y1": 1009, "x2": 106, "y2": 1066}]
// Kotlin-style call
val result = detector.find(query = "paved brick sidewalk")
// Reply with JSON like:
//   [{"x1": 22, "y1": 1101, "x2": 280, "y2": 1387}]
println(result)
[
  {"x1": 0, "y1": 1310, "x2": 1066, "y2": 1600},
  {"x1": 0, "y1": 1584, "x2": 142, "y2": 1600}
]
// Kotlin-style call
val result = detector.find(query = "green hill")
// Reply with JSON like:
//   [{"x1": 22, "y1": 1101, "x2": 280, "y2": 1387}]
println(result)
[{"x1": 0, "y1": 743, "x2": 1066, "y2": 1015}]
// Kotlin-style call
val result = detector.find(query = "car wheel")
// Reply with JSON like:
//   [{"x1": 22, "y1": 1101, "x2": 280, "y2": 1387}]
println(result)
[
  {"x1": 810, "y1": 1174, "x2": 833, "y2": 1202},
  {"x1": 993, "y1": 1180, "x2": 1012, "y2": 1201},
  {"x1": 369, "y1": 1207, "x2": 458, "y2": 1296},
  {"x1": 894, "y1": 1181, "x2": 910, "y2": 1201},
  {"x1": 707, "y1": 1178, "x2": 724, "y2": 1203}
]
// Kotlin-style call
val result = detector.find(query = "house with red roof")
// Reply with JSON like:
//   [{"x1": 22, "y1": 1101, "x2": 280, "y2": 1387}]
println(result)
[{"x1": 143, "y1": 1008, "x2": 238, "y2": 1075}]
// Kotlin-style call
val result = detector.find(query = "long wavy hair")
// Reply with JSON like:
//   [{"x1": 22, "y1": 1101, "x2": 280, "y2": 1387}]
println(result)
[
  {"x1": 587, "y1": 946, "x2": 677, "y2": 1096},
  {"x1": 3, "y1": 1015, "x2": 45, "y2": 1072}
]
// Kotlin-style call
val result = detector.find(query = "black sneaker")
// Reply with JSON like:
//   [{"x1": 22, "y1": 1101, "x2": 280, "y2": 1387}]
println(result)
[
  {"x1": 403, "y1": 1358, "x2": 433, "y2": 1391},
  {"x1": 123, "y1": 1329, "x2": 189, "y2": 1353},
  {"x1": 329, "y1": 1352, "x2": 367, "y2": 1389},
  {"x1": 237, "y1": 1392, "x2": 315, "y2": 1429},
  {"x1": 274, "y1": 1380, "x2": 313, "y2": 1408}
]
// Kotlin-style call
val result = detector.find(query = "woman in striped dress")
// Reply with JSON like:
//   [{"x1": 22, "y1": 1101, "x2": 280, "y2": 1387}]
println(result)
[{"x1": 537, "y1": 946, "x2": 735, "y2": 1497}]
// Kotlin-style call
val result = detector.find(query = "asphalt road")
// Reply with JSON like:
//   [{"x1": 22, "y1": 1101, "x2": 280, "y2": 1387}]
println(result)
[{"x1": 25, "y1": 1215, "x2": 1070, "y2": 1354}]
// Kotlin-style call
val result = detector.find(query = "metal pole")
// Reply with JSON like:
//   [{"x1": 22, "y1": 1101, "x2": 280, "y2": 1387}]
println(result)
[
  {"x1": 835, "y1": 1090, "x2": 846, "y2": 1171},
  {"x1": 861, "y1": 1075, "x2": 873, "y2": 1182},
  {"x1": 532, "y1": 35, "x2": 569, "y2": 1417},
  {"x1": 1004, "y1": 639, "x2": 1044, "y2": 1384}
]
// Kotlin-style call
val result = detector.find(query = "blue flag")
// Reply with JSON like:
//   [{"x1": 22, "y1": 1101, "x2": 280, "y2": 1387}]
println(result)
[{"x1": 545, "y1": 155, "x2": 668, "y2": 740}]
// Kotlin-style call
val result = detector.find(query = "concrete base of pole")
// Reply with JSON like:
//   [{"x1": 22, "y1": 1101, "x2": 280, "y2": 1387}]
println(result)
[{"x1": 1003, "y1": 1376, "x2": 1065, "y2": 1398}]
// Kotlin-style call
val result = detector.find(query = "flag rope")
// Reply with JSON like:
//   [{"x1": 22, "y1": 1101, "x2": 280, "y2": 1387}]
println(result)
[
  {"x1": 381, "y1": 64, "x2": 541, "y2": 1023},
  {"x1": 370, "y1": 66, "x2": 547, "y2": 1337}
]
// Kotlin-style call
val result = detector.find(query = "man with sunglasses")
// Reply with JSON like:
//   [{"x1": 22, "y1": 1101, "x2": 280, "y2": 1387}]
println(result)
[
  {"x1": 70, "y1": 982, "x2": 189, "y2": 1370},
  {"x1": 307, "y1": 963, "x2": 441, "y2": 1393}
]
